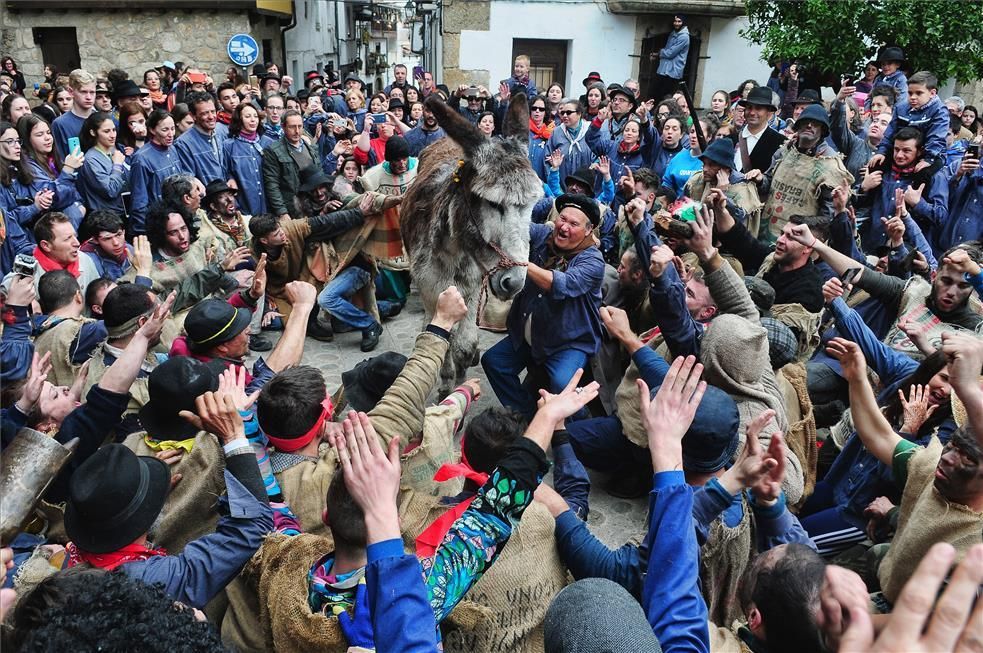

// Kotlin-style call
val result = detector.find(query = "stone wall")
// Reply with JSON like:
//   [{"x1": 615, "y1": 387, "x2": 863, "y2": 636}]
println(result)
[
  {"x1": 440, "y1": 0, "x2": 491, "y2": 89},
  {"x1": 0, "y1": 6, "x2": 284, "y2": 82}
]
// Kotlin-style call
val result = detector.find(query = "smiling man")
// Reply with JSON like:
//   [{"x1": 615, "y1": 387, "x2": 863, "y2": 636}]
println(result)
[
  {"x1": 481, "y1": 193, "x2": 605, "y2": 418},
  {"x1": 32, "y1": 212, "x2": 100, "y2": 292},
  {"x1": 173, "y1": 91, "x2": 229, "y2": 185}
]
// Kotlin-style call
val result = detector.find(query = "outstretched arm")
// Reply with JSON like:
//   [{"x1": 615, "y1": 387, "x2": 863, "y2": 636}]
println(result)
[{"x1": 827, "y1": 338, "x2": 902, "y2": 467}]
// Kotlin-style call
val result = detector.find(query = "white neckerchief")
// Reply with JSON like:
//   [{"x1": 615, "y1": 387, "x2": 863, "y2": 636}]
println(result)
[{"x1": 560, "y1": 120, "x2": 588, "y2": 155}]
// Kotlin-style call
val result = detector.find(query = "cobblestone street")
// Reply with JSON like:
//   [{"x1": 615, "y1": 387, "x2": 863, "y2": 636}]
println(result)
[{"x1": 249, "y1": 289, "x2": 649, "y2": 548}]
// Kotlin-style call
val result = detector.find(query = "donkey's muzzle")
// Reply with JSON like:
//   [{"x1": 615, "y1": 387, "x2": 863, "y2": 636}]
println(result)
[{"x1": 491, "y1": 267, "x2": 527, "y2": 300}]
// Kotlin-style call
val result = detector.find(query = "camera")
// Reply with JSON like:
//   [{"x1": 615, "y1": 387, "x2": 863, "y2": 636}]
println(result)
[{"x1": 13, "y1": 254, "x2": 36, "y2": 278}]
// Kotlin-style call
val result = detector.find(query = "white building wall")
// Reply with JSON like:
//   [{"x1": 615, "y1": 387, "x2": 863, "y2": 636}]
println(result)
[
  {"x1": 700, "y1": 16, "x2": 771, "y2": 105},
  {"x1": 285, "y1": 0, "x2": 339, "y2": 82},
  {"x1": 458, "y1": 2, "x2": 637, "y2": 94}
]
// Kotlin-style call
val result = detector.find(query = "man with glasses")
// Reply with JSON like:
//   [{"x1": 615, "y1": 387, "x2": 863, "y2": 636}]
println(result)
[
  {"x1": 589, "y1": 85, "x2": 638, "y2": 153},
  {"x1": 262, "y1": 94, "x2": 285, "y2": 141},
  {"x1": 454, "y1": 84, "x2": 493, "y2": 126}
]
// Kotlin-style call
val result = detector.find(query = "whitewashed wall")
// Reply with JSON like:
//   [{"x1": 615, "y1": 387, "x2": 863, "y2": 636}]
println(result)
[
  {"x1": 459, "y1": 1, "x2": 637, "y2": 95},
  {"x1": 700, "y1": 16, "x2": 772, "y2": 105}
]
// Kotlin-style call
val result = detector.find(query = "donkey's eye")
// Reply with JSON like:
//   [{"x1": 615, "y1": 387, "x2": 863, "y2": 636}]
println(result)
[{"x1": 485, "y1": 200, "x2": 505, "y2": 214}]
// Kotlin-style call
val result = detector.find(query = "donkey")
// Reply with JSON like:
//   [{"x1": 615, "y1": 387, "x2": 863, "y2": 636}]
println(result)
[{"x1": 401, "y1": 93, "x2": 544, "y2": 396}]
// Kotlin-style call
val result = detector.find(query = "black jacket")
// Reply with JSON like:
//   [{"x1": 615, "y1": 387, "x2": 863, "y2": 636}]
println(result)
[{"x1": 739, "y1": 126, "x2": 785, "y2": 173}]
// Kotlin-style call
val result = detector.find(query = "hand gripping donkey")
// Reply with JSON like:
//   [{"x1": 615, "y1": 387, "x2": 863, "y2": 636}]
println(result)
[{"x1": 401, "y1": 93, "x2": 543, "y2": 396}]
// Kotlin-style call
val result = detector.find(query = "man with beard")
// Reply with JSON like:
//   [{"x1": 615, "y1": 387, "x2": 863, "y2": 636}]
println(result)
[
  {"x1": 404, "y1": 105, "x2": 446, "y2": 157},
  {"x1": 789, "y1": 225, "x2": 983, "y2": 361},
  {"x1": 754, "y1": 104, "x2": 854, "y2": 243},
  {"x1": 481, "y1": 194, "x2": 605, "y2": 418},
  {"x1": 649, "y1": 14, "x2": 690, "y2": 103}
]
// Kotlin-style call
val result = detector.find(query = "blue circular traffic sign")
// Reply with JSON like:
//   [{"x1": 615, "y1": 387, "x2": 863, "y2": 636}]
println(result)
[{"x1": 227, "y1": 34, "x2": 259, "y2": 67}]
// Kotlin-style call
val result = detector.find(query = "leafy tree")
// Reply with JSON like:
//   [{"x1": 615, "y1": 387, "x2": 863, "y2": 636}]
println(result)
[{"x1": 741, "y1": 0, "x2": 983, "y2": 84}]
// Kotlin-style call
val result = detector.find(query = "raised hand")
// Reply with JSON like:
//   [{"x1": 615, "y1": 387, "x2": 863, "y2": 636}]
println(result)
[
  {"x1": 898, "y1": 384, "x2": 939, "y2": 434},
  {"x1": 837, "y1": 543, "x2": 983, "y2": 652},
  {"x1": 648, "y1": 244, "x2": 675, "y2": 278},
  {"x1": 536, "y1": 369, "x2": 599, "y2": 425},
  {"x1": 941, "y1": 248, "x2": 981, "y2": 277},
  {"x1": 903, "y1": 183, "x2": 925, "y2": 208},
  {"x1": 249, "y1": 253, "x2": 267, "y2": 301},
  {"x1": 132, "y1": 235, "x2": 153, "y2": 276},
  {"x1": 618, "y1": 166, "x2": 636, "y2": 196},
  {"x1": 823, "y1": 277, "x2": 847, "y2": 304},
  {"x1": 433, "y1": 285, "x2": 468, "y2": 329},
  {"x1": 15, "y1": 351, "x2": 52, "y2": 414},
  {"x1": 825, "y1": 337, "x2": 867, "y2": 384},
  {"x1": 638, "y1": 355, "x2": 707, "y2": 472},
  {"x1": 684, "y1": 204, "x2": 716, "y2": 262},
  {"x1": 218, "y1": 364, "x2": 260, "y2": 412},
  {"x1": 880, "y1": 215, "x2": 905, "y2": 247},
  {"x1": 599, "y1": 306, "x2": 636, "y2": 344},
  {"x1": 179, "y1": 391, "x2": 245, "y2": 445},
  {"x1": 136, "y1": 290, "x2": 176, "y2": 343}
]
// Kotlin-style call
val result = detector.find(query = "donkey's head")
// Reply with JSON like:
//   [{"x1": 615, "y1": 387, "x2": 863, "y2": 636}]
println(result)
[{"x1": 425, "y1": 93, "x2": 543, "y2": 300}]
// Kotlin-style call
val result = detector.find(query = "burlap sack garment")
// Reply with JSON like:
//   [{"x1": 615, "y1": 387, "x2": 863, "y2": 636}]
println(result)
[
  {"x1": 877, "y1": 437, "x2": 983, "y2": 604},
  {"x1": 776, "y1": 361, "x2": 819, "y2": 508},
  {"x1": 684, "y1": 174, "x2": 764, "y2": 239},
  {"x1": 761, "y1": 145, "x2": 853, "y2": 241},
  {"x1": 32, "y1": 316, "x2": 95, "y2": 387},
  {"x1": 700, "y1": 494, "x2": 754, "y2": 629}
]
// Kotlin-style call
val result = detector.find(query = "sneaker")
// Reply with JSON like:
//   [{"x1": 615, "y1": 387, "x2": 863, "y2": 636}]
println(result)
[
  {"x1": 249, "y1": 334, "x2": 273, "y2": 352},
  {"x1": 307, "y1": 320, "x2": 334, "y2": 342},
  {"x1": 360, "y1": 322, "x2": 383, "y2": 352}
]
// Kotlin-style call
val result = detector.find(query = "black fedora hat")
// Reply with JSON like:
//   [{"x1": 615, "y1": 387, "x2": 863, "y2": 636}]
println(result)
[
  {"x1": 582, "y1": 71, "x2": 603, "y2": 87},
  {"x1": 388, "y1": 98, "x2": 405, "y2": 111},
  {"x1": 878, "y1": 46, "x2": 905, "y2": 64},
  {"x1": 698, "y1": 138, "x2": 736, "y2": 170},
  {"x1": 138, "y1": 356, "x2": 224, "y2": 440},
  {"x1": 607, "y1": 84, "x2": 639, "y2": 112},
  {"x1": 65, "y1": 444, "x2": 171, "y2": 553},
  {"x1": 739, "y1": 86, "x2": 778, "y2": 112},
  {"x1": 564, "y1": 167, "x2": 597, "y2": 198},
  {"x1": 556, "y1": 193, "x2": 600, "y2": 227},
  {"x1": 113, "y1": 79, "x2": 142, "y2": 100},
  {"x1": 203, "y1": 179, "x2": 237, "y2": 205},
  {"x1": 341, "y1": 352, "x2": 408, "y2": 412},
  {"x1": 298, "y1": 165, "x2": 334, "y2": 193}
]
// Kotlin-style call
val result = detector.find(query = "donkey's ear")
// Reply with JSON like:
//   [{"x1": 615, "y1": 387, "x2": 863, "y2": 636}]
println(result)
[
  {"x1": 503, "y1": 91, "x2": 529, "y2": 141},
  {"x1": 424, "y1": 96, "x2": 485, "y2": 156}
]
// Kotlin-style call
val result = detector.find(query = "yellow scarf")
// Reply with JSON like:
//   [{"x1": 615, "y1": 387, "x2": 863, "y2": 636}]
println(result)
[{"x1": 143, "y1": 434, "x2": 196, "y2": 453}]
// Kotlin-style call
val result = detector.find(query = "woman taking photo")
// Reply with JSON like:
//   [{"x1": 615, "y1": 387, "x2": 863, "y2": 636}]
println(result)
[
  {"x1": 128, "y1": 109, "x2": 181, "y2": 235},
  {"x1": 117, "y1": 105, "x2": 148, "y2": 156},
  {"x1": 224, "y1": 102, "x2": 274, "y2": 215},
  {"x1": 0, "y1": 120, "x2": 54, "y2": 235},
  {"x1": 77, "y1": 111, "x2": 129, "y2": 213},
  {"x1": 15, "y1": 114, "x2": 85, "y2": 227}
]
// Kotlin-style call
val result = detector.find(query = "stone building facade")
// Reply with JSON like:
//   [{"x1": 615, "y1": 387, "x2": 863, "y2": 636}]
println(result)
[{"x1": 0, "y1": 1, "x2": 290, "y2": 84}]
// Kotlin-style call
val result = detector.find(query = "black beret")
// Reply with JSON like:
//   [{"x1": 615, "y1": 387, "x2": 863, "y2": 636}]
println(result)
[{"x1": 555, "y1": 193, "x2": 600, "y2": 227}]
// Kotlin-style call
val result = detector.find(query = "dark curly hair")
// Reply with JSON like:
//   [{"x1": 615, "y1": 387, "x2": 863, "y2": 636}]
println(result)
[
  {"x1": 4, "y1": 566, "x2": 228, "y2": 651},
  {"x1": 145, "y1": 199, "x2": 197, "y2": 253}
]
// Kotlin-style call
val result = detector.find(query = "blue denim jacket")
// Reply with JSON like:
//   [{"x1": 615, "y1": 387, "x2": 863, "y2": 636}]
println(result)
[
  {"x1": 506, "y1": 223, "x2": 604, "y2": 362},
  {"x1": 173, "y1": 123, "x2": 229, "y2": 185},
  {"x1": 878, "y1": 94, "x2": 949, "y2": 165},
  {"x1": 936, "y1": 159, "x2": 983, "y2": 251},
  {"x1": 129, "y1": 143, "x2": 183, "y2": 234},
  {"x1": 224, "y1": 134, "x2": 275, "y2": 216}
]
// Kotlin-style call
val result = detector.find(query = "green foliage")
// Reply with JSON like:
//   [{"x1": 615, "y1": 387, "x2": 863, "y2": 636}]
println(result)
[{"x1": 741, "y1": 0, "x2": 983, "y2": 83}]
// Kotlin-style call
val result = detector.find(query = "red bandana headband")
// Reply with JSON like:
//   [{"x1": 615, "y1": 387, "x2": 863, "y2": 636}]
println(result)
[{"x1": 265, "y1": 397, "x2": 334, "y2": 453}]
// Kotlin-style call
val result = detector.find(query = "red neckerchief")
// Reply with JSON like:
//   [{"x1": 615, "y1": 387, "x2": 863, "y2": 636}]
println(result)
[
  {"x1": 66, "y1": 541, "x2": 167, "y2": 570},
  {"x1": 217, "y1": 111, "x2": 232, "y2": 125},
  {"x1": 890, "y1": 161, "x2": 917, "y2": 181},
  {"x1": 513, "y1": 73, "x2": 530, "y2": 86},
  {"x1": 529, "y1": 118, "x2": 554, "y2": 141},
  {"x1": 415, "y1": 445, "x2": 489, "y2": 558},
  {"x1": 618, "y1": 139, "x2": 641, "y2": 155},
  {"x1": 33, "y1": 245, "x2": 80, "y2": 277}
]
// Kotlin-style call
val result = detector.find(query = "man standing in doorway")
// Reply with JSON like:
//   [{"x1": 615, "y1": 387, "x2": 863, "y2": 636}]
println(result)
[{"x1": 650, "y1": 14, "x2": 690, "y2": 102}]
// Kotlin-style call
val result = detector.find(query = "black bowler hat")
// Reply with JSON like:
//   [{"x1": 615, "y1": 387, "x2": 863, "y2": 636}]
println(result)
[
  {"x1": 113, "y1": 80, "x2": 142, "y2": 100},
  {"x1": 739, "y1": 86, "x2": 778, "y2": 112},
  {"x1": 698, "y1": 138, "x2": 736, "y2": 170},
  {"x1": 791, "y1": 89, "x2": 822, "y2": 105},
  {"x1": 65, "y1": 444, "x2": 171, "y2": 553},
  {"x1": 203, "y1": 179, "x2": 237, "y2": 205},
  {"x1": 388, "y1": 98, "x2": 405, "y2": 111},
  {"x1": 297, "y1": 165, "x2": 334, "y2": 193},
  {"x1": 342, "y1": 352, "x2": 408, "y2": 412},
  {"x1": 564, "y1": 167, "x2": 597, "y2": 198},
  {"x1": 138, "y1": 356, "x2": 224, "y2": 440},
  {"x1": 184, "y1": 299, "x2": 252, "y2": 350},
  {"x1": 556, "y1": 193, "x2": 600, "y2": 227}
]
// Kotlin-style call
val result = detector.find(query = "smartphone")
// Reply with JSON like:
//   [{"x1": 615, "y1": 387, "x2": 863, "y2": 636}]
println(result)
[
  {"x1": 249, "y1": 74, "x2": 259, "y2": 88},
  {"x1": 188, "y1": 72, "x2": 206, "y2": 85},
  {"x1": 901, "y1": 247, "x2": 919, "y2": 273},
  {"x1": 967, "y1": 143, "x2": 981, "y2": 159},
  {"x1": 840, "y1": 267, "x2": 861, "y2": 286},
  {"x1": 67, "y1": 136, "x2": 80, "y2": 155},
  {"x1": 370, "y1": 113, "x2": 387, "y2": 123},
  {"x1": 331, "y1": 117, "x2": 348, "y2": 129},
  {"x1": 412, "y1": 65, "x2": 424, "y2": 81}
]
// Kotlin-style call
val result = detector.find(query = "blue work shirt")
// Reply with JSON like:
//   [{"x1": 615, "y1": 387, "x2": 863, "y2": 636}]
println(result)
[
  {"x1": 506, "y1": 223, "x2": 604, "y2": 362},
  {"x1": 936, "y1": 160, "x2": 983, "y2": 251},
  {"x1": 129, "y1": 142, "x2": 184, "y2": 234},
  {"x1": 224, "y1": 134, "x2": 274, "y2": 216},
  {"x1": 173, "y1": 123, "x2": 229, "y2": 185},
  {"x1": 878, "y1": 95, "x2": 949, "y2": 165}
]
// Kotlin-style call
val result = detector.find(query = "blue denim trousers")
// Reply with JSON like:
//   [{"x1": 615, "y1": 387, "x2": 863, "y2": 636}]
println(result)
[{"x1": 318, "y1": 266, "x2": 376, "y2": 331}]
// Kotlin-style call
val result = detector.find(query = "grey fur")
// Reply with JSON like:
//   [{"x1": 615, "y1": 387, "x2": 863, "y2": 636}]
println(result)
[{"x1": 401, "y1": 94, "x2": 543, "y2": 395}]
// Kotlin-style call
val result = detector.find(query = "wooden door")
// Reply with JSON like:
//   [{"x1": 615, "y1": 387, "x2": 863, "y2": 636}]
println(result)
[
  {"x1": 33, "y1": 27, "x2": 81, "y2": 74},
  {"x1": 512, "y1": 38, "x2": 568, "y2": 94}
]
